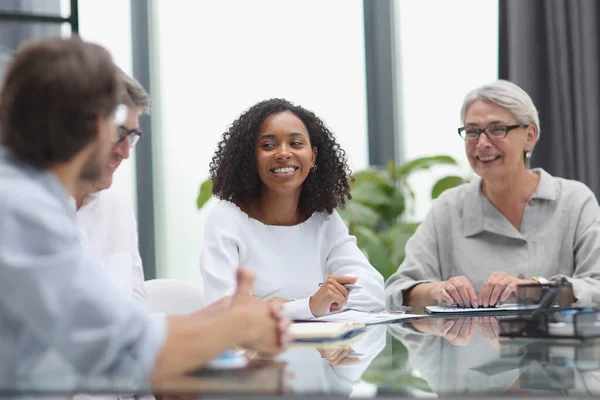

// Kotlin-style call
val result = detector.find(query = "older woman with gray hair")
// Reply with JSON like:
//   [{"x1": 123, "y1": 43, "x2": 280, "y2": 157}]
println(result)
[{"x1": 386, "y1": 79, "x2": 600, "y2": 310}]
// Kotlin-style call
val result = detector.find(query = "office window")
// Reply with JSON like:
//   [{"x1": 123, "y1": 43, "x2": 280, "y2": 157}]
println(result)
[
  {"x1": 0, "y1": 0, "x2": 73, "y2": 87},
  {"x1": 0, "y1": 0, "x2": 68, "y2": 16},
  {"x1": 77, "y1": 0, "x2": 137, "y2": 206},
  {"x1": 150, "y1": 0, "x2": 369, "y2": 280},
  {"x1": 0, "y1": 21, "x2": 66, "y2": 50},
  {"x1": 0, "y1": 0, "x2": 65, "y2": 53},
  {"x1": 393, "y1": 0, "x2": 499, "y2": 220}
]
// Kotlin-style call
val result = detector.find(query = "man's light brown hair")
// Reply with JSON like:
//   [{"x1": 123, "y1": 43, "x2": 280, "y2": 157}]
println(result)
[
  {"x1": 118, "y1": 67, "x2": 150, "y2": 114},
  {"x1": 0, "y1": 36, "x2": 120, "y2": 168}
]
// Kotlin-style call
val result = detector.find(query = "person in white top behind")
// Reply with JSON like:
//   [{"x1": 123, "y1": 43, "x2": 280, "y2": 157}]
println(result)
[
  {"x1": 200, "y1": 98, "x2": 385, "y2": 320},
  {"x1": 74, "y1": 68, "x2": 148, "y2": 304}
]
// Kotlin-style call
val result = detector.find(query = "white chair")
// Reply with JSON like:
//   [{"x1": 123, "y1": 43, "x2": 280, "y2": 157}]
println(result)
[{"x1": 144, "y1": 278, "x2": 205, "y2": 316}]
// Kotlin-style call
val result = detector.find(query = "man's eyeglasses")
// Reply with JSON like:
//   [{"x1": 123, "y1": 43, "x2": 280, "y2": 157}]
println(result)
[
  {"x1": 457, "y1": 124, "x2": 526, "y2": 141},
  {"x1": 117, "y1": 126, "x2": 143, "y2": 148}
]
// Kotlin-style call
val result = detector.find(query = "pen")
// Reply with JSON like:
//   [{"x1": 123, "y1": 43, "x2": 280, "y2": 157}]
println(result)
[{"x1": 318, "y1": 283, "x2": 363, "y2": 290}]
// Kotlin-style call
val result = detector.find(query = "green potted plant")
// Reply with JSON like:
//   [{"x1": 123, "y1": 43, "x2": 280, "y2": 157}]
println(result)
[{"x1": 338, "y1": 155, "x2": 466, "y2": 280}]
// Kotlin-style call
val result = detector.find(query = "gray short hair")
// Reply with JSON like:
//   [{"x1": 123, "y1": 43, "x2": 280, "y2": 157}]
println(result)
[
  {"x1": 460, "y1": 79, "x2": 540, "y2": 140},
  {"x1": 117, "y1": 67, "x2": 150, "y2": 114}
]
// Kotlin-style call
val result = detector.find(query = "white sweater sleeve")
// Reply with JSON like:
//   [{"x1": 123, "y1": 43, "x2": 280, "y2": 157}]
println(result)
[
  {"x1": 282, "y1": 297, "x2": 314, "y2": 320},
  {"x1": 199, "y1": 203, "x2": 242, "y2": 305},
  {"x1": 324, "y1": 211, "x2": 385, "y2": 312}
]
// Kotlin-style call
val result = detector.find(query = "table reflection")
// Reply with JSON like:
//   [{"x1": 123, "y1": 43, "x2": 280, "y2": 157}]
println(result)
[
  {"x1": 273, "y1": 324, "x2": 387, "y2": 396},
  {"x1": 388, "y1": 316, "x2": 511, "y2": 394},
  {"x1": 498, "y1": 339, "x2": 600, "y2": 395},
  {"x1": 3, "y1": 315, "x2": 600, "y2": 398},
  {"x1": 388, "y1": 315, "x2": 600, "y2": 396}
]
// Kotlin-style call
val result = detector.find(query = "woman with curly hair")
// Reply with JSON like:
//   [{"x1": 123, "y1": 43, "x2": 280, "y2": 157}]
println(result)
[{"x1": 200, "y1": 98, "x2": 385, "y2": 319}]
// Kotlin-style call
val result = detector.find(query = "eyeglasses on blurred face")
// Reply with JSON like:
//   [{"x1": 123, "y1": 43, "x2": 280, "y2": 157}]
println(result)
[
  {"x1": 112, "y1": 104, "x2": 142, "y2": 148},
  {"x1": 457, "y1": 124, "x2": 526, "y2": 141},
  {"x1": 116, "y1": 126, "x2": 143, "y2": 148}
]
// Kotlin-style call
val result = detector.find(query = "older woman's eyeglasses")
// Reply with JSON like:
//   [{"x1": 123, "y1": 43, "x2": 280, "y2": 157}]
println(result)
[
  {"x1": 458, "y1": 124, "x2": 526, "y2": 141},
  {"x1": 116, "y1": 126, "x2": 143, "y2": 148}
]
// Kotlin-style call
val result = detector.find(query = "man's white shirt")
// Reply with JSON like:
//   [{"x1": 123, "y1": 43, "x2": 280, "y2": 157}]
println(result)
[
  {"x1": 77, "y1": 188, "x2": 147, "y2": 305},
  {"x1": 76, "y1": 188, "x2": 151, "y2": 400}
]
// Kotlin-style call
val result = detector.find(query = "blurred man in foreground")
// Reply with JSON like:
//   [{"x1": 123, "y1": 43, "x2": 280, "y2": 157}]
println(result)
[{"x1": 0, "y1": 36, "x2": 289, "y2": 384}]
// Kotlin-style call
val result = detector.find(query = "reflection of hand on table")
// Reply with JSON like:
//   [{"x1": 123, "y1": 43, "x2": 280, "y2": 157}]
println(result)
[
  {"x1": 156, "y1": 395, "x2": 198, "y2": 400},
  {"x1": 478, "y1": 317, "x2": 500, "y2": 348},
  {"x1": 316, "y1": 346, "x2": 361, "y2": 366},
  {"x1": 442, "y1": 318, "x2": 478, "y2": 346},
  {"x1": 412, "y1": 317, "x2": 500, "y2": 347},
  {"x1": 153, "y1": 360, "x2": 290, "y2": 395},
  {"x1": 412, "y1": 318, "x2": 455, "y2": 337}
]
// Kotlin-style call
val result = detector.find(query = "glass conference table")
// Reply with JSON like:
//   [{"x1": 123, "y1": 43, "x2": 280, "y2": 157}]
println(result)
[{"x1": 4, "y1": 311, "x2": 600, "y2": 399}]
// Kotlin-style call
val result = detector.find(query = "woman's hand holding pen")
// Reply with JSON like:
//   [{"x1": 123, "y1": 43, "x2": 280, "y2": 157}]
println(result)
[{"x1": 309, "y1": 275, "x2": 358, "y2": 317}]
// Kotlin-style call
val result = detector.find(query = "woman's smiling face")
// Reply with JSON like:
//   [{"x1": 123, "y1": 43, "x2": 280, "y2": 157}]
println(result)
[
  {"x1": 464, "y1": 100, "x2": 536, "y2": 181},
  {"x1": 255, "y1": 111, "x2": 317, "y2": 195}
]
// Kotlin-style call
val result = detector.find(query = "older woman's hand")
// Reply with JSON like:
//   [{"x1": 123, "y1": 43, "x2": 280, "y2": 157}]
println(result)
[
  {"x1": 430, "y1": 276, "x2": 479, "y2": 308},
  {"x1": 478, "y1": 272, "x2": 534, "y2": 307}
]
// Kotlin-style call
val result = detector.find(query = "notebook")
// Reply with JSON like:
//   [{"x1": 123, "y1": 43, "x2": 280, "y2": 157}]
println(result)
[
  {"x1": 426, "y1": 304, "x2": 539, "y2": 314},
  {"x1": 289, "y1": 322, "x2": 366, "y2": 343}
]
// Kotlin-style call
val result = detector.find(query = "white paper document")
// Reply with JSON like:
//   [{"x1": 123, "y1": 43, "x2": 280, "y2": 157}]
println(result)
[
  {"x1": 309, "y1": 309, "x2": 426, "y2": 325},
  {"x1": 426, "y1": 304, "x2": 539, "y2": 314}
]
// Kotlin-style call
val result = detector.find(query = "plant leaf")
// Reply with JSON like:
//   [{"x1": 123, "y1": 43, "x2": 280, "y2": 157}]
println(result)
[
  {"x1": 431, "y1": 175, "x2": 466, "y2": 199},
  {"x1": 353, "y1": 225, "x2": 395, "y2": 279},
  {"x1": 338, "y1": 202, "x2": 380, "y2": 229},
  {"x1": 196, "y1": 179, "x2": 213, "y2": 209},
  {"x1": 396, "y1": 155, "x2": 458, "y2": 179},
  {"x1": 351, "y1": 181, "x2": 391, "y2": 207},
  {"x1": 382, "y1": 223, "x2": 420, "y2": 266},
  {"x1": 386, "y1": 160, "x2": 396, "y2": 180},
  {"x1": 379, "y1": 188, "x2": 405, "y2": 224},
  {"x1": 403, "y1": 375, "x2": 433, "y2": 393},
  {"x1": 352, "y1": 168, "x2": 389, "y2": 187}
]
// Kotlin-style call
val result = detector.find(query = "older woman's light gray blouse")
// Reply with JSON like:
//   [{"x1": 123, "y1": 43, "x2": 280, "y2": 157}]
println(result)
[{"x1": 385, "y1": 168, "x2": 600, "y2": 309}]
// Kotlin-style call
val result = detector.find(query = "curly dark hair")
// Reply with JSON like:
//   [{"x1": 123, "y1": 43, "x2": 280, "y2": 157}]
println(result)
[{"x1": 209, "y1": 98, "x2": 353, "y2": 216}]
